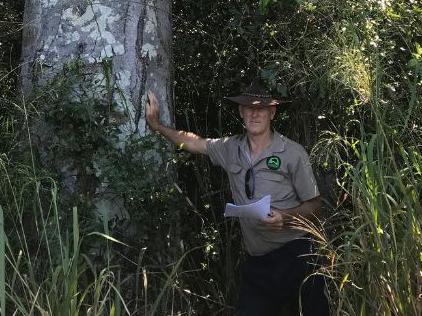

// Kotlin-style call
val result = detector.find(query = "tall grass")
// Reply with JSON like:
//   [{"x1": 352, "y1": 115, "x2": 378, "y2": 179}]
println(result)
[
  {"x1": 312, "y1": 47, "x2": 422, "y2": 314},
  {"x1": 327, "y1": 130, "x2": 422, "y2": 315},
  {"x1": 0, "y1": 205, "x2": 5, "y2": 316},
  {"x1": 0, "y1": 168, "x2": 122, "y2": 315},
  {"x1": 0, "y1": 123, "x2": 233, "y2": 315}
]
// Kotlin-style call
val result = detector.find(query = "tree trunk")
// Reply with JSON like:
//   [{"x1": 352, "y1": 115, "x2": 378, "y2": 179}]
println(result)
[
  {"x1": 20, "y1": 0, "x2": 177, "y2": 260},
  {"x1": 21, "y1": 0, "x2": 173, "y2": 134}
]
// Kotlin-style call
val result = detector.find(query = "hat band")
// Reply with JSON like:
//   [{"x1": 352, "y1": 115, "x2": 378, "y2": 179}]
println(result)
[{"x1": 241, "y1": 92, "x2": 272, "y2": 98}]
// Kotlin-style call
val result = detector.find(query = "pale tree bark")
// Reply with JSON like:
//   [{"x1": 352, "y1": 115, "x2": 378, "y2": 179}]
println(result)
[
  {"x1": 20, "y1": 0, "x2": 176, "y2": 254},
  {"x1": 21, "y1": 0, "x2": 172, "y2": 129}
]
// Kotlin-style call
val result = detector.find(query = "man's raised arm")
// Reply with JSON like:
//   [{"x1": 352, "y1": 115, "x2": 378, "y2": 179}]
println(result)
[{"x1": 145, "y1": 90, "x2": 207, "y2": 154}]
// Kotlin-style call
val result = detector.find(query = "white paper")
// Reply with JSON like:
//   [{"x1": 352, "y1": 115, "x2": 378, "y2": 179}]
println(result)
[{"x1": 224, "y1": 195, "x2": 271, "y2": 220}]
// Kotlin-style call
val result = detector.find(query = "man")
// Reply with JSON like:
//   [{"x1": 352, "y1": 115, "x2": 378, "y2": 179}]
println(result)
[{"x1": 145, "y1": 80, "x2": 329, "y2": 316}]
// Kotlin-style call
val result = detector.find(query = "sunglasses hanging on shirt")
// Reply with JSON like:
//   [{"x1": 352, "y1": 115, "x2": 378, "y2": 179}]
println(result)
[{"x1": 245, "y1": 167, "x2": 255, "y2": 199}]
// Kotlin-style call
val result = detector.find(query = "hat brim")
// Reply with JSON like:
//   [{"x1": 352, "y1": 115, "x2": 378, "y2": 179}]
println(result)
[{"x1": 225, "y1": 95, "x2": 282, "y2": 106}]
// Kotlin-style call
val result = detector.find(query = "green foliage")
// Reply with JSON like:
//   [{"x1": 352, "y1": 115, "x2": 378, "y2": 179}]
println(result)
[
  {"x1": 0, "y1": 0, "x2": 24, "y2": 105},
  {"x1": 0, "y1": 2, "x2": 25, "y2": 160},
  {"x1": 258, "y1": 0, "x2": 278, "y2": 14}
]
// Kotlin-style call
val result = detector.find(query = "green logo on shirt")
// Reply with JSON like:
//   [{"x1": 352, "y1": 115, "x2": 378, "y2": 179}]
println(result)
[{"x1": 266, "y1": 156, "x2": 281, "y2": 170}]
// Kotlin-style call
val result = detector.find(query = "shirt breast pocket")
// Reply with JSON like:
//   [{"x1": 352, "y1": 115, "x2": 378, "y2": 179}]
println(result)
[{"x1": 255, "y1": 170, "x2": 293, "y2": 199}]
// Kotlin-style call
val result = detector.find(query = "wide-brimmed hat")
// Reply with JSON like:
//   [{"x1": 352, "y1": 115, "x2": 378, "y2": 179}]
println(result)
[{"x1": 225, "y1": 79, "x2": 282, "y2": 106}]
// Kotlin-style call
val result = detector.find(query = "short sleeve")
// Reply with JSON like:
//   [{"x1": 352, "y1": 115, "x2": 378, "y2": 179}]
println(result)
[
  {"x1": 291, "y1": 148, "x2": 320, "y2": 202},
  {"x1": 205, "y1": 137, "x2": 232, "y2": 170}
]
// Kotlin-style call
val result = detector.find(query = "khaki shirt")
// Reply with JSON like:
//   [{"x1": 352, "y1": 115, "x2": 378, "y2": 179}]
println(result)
[{"x1": 206, "y1": 131, "x2": 320, "y2": 256}]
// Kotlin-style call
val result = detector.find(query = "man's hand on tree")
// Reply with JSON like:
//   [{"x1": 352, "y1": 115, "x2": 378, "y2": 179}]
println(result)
[{"x1": 145, "y1": 90, "x2": 161, "y2": 131}]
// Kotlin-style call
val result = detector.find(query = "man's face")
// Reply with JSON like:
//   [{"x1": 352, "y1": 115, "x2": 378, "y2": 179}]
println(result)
[{"x1": 239, "y1": 104, "x2": 276, "y2": 136}]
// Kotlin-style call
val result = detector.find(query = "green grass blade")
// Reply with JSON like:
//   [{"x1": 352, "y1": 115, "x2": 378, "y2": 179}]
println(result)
[
  {"x1": 87, "y1": 232, "x2": 129, "y2": 247},
  {"x1": 73, "y1": 206, "x2": 79, "y2": 256},
  {"x1": 0, "y1": 206, "x2": 5, "y2": 316}
]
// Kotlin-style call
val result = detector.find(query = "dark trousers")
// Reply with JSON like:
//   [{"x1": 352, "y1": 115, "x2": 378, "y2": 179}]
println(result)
[{"x1": 236, "y1": 237, "x2": 329, "y2": 316}]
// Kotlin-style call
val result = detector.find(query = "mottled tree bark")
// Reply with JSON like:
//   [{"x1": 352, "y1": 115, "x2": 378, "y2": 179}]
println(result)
[
  {"x1": 20, "y1": 0, "x2": 176, "y2": 252},
  {"x1": 21, "y1": 0, "x2": 172, "y2": 134}
]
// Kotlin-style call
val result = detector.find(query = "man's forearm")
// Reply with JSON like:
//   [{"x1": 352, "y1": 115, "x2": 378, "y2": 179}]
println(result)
[
  {"x1": 264, "y1": 197, "x2": 323, "y2": 231},
  {"x1": 145, "y1": 90, "x2": 207, "y2": 154},
  {"x1": 276, "y1": 197, "x2": 323, "y2": 223},
  {"x1": 154, "y1": 124, "x2": 207, "y2": 154}
]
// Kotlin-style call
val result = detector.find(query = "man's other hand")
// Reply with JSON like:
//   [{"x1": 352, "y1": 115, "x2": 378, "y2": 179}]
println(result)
[{"x1": 261, "y1": 209, "x2": 284, "y2": 231}]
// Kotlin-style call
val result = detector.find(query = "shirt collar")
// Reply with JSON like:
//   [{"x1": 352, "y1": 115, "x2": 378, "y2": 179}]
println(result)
[
  {"x1": 237, "y1": 131, "x2": 286, "y2": 165},
  {"x1": 267, "y1": 131, "x2": 286, "y2": 154}
]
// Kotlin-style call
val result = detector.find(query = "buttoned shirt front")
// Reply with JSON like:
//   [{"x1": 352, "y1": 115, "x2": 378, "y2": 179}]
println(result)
[{"x1": 206, "y1": 131, "x2": 320, "y2": 256}]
